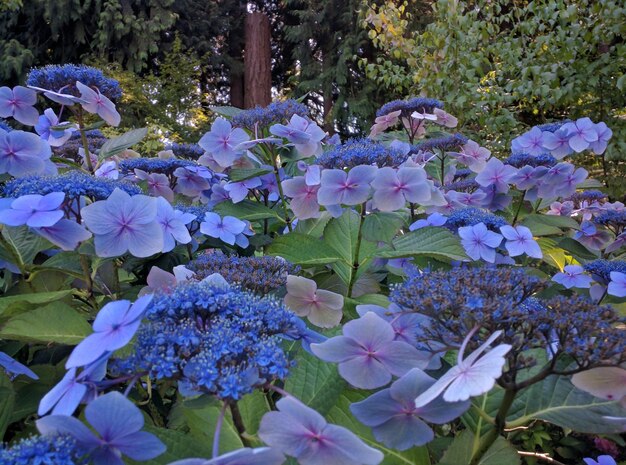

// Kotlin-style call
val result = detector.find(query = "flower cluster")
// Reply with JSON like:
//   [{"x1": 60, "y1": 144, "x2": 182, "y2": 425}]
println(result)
[
  {"x1": 316, "y1": 138, "x2": 407, "y2": 169},
  {"x1": 113, "y1": 280, "x2": 305, "y2": 400},
  {"x1": 53, "y1": 130, "x2": 107, "y2": 162},
  {"x1": 444, "y1": 207, "x2": 508, "y2": 231},
  {"x1": 376, "y1": 97, "x2": 443, "y2": 118},
  {"x1": 119, "y1": 157, "x2": 194, "y2": 176},
  {"x1": 26, "y1": 64, "x2": 122, "y2": 100},
  {"x1": 3, "y1": 171, "x2": 141, "y2": 201},
  {"x1": 232, "y1": 99, "x2": 309, "y2": 130},
  {"x1": 188, "y1": 250, "x2": 298, "y2": 294},
  {"x1": 0, "y1": 435, "x2": 87, "y2": 465},
  {"x1": 166, "y1": 142, "x2": 204, "y2": 160},
  {"x1": 583, "y1": 259, "x2": 626, "y2": 284},
  {"x1": 410, "y1": 133, "x2": 468, "y2": 154}
]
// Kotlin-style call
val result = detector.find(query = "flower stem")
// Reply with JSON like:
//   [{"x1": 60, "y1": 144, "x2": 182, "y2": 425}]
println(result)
[
  {"x1": 512, "y1": 190, "x2": 527, "y2": 225},
  {"x1": 76, "y1": 107, "x2": 94, "y2": 173},
  {"x1": 347, "y1": 203, "x2": 367, "y2": 298},
  {"x1": 229, "y1": 401, "x2": 251, "y2": 447},
  {"x1": 213, "y1": 402, "x2": 228, "y2": 458},
  {"x1": 272, "y1": 154, "x2": 292, "y2": 232}
]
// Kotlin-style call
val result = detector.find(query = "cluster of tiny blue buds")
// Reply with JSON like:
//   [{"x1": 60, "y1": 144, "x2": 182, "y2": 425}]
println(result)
[
  {"x1": 376, "y1": 97, "x2": 443, "y2": 117},
  {"x1": 26, "y1": 64, "x2": 122, "y2": 100},
  {"x1": 53, "y1": 131, "x2": 107, "y2": 161},
  {"x1": 3, "y1": 171, "x2": 141, "y2": 201},
  {"x1": 583, "y1": 259, "x2": 626, "y2": 284},
  {"x1": 504, "y1": 153, "x2": 557, "y2": 168},
  {"x1": 232, "y1": 99, "x2": 309, "y2": 130},
  {"x1": 445, "y1": 207, "x2": 508, "y2": 231},
  {"x1": 188, "y1": 250, "x2": 299, "y2": 294},
  {"x1": 316, "y1": 138, "x2": 407, "y2": 169},
  {"x1": 166, "y1": 143, "x2": 205, "y2": 160},
  {"x1": 567, "y1": 190, "x2": 607, "y2": 206},
  {"x1": 119, "y1": 158, "x2": 195, "y2": 175},
  {"x1": 409, "y1": 133, "x2": 468, "y2": 154},
  {"x1": 536, "y1": 120, "x2": 571, "y2": 132},
  {"x1": 0, "y1": 435, "x2": 87, "y2": 465},
  {"x1": 593, "y1": 210, "x2": 626, "y2": 235},
  {"x1": 112, "y1": 281, "x2": 304, "y2": 400}
]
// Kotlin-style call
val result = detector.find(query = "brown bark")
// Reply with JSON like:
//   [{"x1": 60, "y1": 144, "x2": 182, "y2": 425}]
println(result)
[{"x1": 244, "y1": 11, "x2": 272, "y2": 109}]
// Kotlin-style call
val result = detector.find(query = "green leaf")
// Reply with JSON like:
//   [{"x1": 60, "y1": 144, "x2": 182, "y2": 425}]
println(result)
[
  {"x1": 0, "y1": 372, "x2": 15, "y2": 437},
  {"x1": 229, "y1": 168, "x2": 272, "y2": 182},
  {"x1": 294, "y1": 213, "x2": 332, "y2": 237},
  {"x1": 537, "y1": 238, "x2": 567, "y2": 270},
  {"x1": 521, "y1": 214, "x2": 579, "y2": 236},
  {"x1": 285, "y1": 349, "x2": 346, "y2": 415},
  {"x1": 236, "y1": 390, "x2": 271, "y2": 435},
  {"x1": 326, "y1": 390, "x2": 431, "y2": 465},
  {"x1": 0, "y1": 225, "x2": 50, "y2": 267},
  {"x1": 507, "y1": 375, "x2": 626, "y2": 434},
  {"x1": 209, "y1": 105, "x2": 243, "y2": 118},
  {"x1": 557, "y1": 237, "x2": 598, "y2": 260},
  {"x1": 134, "y1": 425, "x2": 213, "y2": 465},
  {"x1": 362, "y1": 212, "x2": 406, "y2": 243},
  {"x1": 577, "y1": 178, "x2": 604, "y2": 188},
  {"x1": 438, "y1": 431, "x2": 520, "y2": 465},
  {"x1": 267, "y1": 233, "x2": 342, "y2": 265},
  {"x1": 0, "y1": 302, "x2": 91, "y2": 344},
  {"x1": 376, "y1": 227, "x2": 467, "y2": 261},
  {"x1": 213, "y1": 200, "x2": 281, "y2": 221},
  {"x1": 0, "y1": 290, "x2": 73, "y2": 321},
  {"x1": 98, "y1": 128, "x2": 148, "y2": 159}
]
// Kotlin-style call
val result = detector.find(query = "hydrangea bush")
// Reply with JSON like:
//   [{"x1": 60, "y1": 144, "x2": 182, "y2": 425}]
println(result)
[{"x1": 0, "y1": 65, "x2": 624, "y2": 465}]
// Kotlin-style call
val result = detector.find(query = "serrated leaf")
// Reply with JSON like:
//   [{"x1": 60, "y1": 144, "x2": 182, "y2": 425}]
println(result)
[
  {"x1": 237, "y1": 390, "x2": 271, "y2": 435},
  {"x1": 376, "y1": 227, "x2": 467, "y2": 261},
  {"x1": 326, "y1": 390, "x2": 431, "y2": 465},
  {"x1": 0, "y1": 225, "x2": 50, "y2": 267},
  {"x1": 99, "y1": 128, "x2": 148, "y2": 159},
  {"x1": 285, "y1": 349, "x2": 346, "y2": 415},
  {"x1": 209, "y1": 105, "x2": 243, "y2": 118},
  {"x1": 213, "y1": 200, "x2": 282, "y2": 221},
  {"x1": 267, "y1": 233, "x2": 342, "y2": 265},
  {"x1": 362, "y1": 212, "x2": 406, "y2": 243},
  {"x1": 229, "y1": 168, "x2": 272, "y2": 182},
  {"x1": 506, "y1": 375, "x2": 626, "y2": 434},
  {"x1": 0, "y1": 302, "x2": 91, "y2": 344}
]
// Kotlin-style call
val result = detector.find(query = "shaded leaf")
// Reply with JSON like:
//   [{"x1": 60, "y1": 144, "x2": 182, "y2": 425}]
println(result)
[
  {"x1": 376, "y1": 227, "x2": 466, "y2": 261},
  {"x1": 268, "y1": 233, "x2": 342, "y2": 265},
  {"x1": 99, "y1": 128, "x2": 148, "y2": 159},
  {"x1": 214, "y1": 200, "x2": 282, "y2": 221}
]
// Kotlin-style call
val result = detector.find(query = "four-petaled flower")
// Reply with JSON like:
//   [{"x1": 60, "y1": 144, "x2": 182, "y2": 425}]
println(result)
[
  {"x1": 607, "y1": 271, "x2": 626, "y2": 298},
  {"x1": 0, "y1": 192, "x2": 65, "y2": 227},
  {"x1": 474, "y1": 158, "x2": 517, "y2": 193},
  {"x1": 562, "y1": 117, "x2": 598, "y2": 152},
  {"x1": 76, "y1": 81, "x2": 121, "y2": 127},
  {"x1": 371, "y1": 167, "x2": 431, "y2": 212},
  {"x1": 311, "y1": 311, "x2": 429, "y2": 389},
  {"x1": 317, "y1": 165, "x2": 377, "y2": 206},
  {"x1": 284, "y1": 275, "x2": 344, "y2": 328},
  {"x1": 258, "y1": 396, "x2": 384, "y2": 465},
  {"x1": 200, "y1": 212, "x2": 247, "y2": 246},
  {"x1": 0, "y1": 85, "x2": 39, "y2": 125},
  {"x1": 199, "y1": 117, "x2": 250, "y2": 168},
  {"x1": 458, "y1": 222, "x2": 503, "y2": 263},
  {"x1": 0, "y1": 128, "x2": 55, "y2": 177},
  {"x1": 552, "y1": 265, "x2": 592, "y2": 289},
  {"x1": 500, "y1": 225, "x2": 542, "y2": 258}
]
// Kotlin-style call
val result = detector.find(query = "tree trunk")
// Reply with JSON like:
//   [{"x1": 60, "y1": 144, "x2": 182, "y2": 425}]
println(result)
[{"x1": 244, "y1": 11, "x2": 272, "y2": 109}]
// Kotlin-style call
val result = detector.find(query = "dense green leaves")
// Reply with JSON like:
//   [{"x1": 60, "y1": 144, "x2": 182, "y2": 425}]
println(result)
[
  {"x1": 376, "y1": 227, "x2": 467, "y2": 261},
  {"x1": 267, "y1": 233, "x2": 343, "y2": 265}
]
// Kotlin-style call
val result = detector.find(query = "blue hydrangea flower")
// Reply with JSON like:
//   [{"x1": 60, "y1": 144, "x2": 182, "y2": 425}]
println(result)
[
  {"x1": 376, "y1": 97, "x2": 443, "y2": 118},
  {"x1": 458, "y1": 223, "x2": 503, "y2": 263},
  {"x1": 0, "y1": 351, "x2": 38, "y2": 380},
  {"x1": 232, "y1": 99, "x2": 309, "y2": 129},
  {"x1": 0, "y1": 129, "x2": 55, "y2": 177},
  {"x1": 410, "y1": 133, "x2": 468, "y2": 154},
  {"x1": 317, "y1": 165, "x2": 377, "y2": 206},
  {"x1": 27, "y1": 64, "x2": 122, "y2": 101},
  {"x1": 0, "y1": 192, "x2": 65, "y2": 227},
  {"x1": 258, "y1": 396, "x2": 383, "y2": 465},
  {"x1": 156, "y1": 197, "x2": 195, "y2": 252},
  {"x1": 119, "y1": 157, "x2": 194, "y2": 175},
  {"x1": 500, "y1": 225, "x2": 542, "y2": 259},
  {"x1": 166, "y1": 142, "x2": 204, "y2": 160},
  {"x1": 0, "y1": 86, "x2": 39, "y2": 126},
  {"x1": 350, "y1": 368, "x2": 470, "y2": 450},
  {"x1": 562, "y1": 117, "x2": 598, "y2": 152},
  {"x1": 445, "y1": 207, "x2": 508, "y2": 231},
  {"x1": 200, "y1": 212, "x2": 246, "y2": 246},
  {"x1": 34, "y1": 219, "x2": 93, "y2": 251},
  {"x1": 0, "y1": 434, "x2": 88, "y2": 465},
  {"x1": 199, "y1": 118, "x2": 250, "y2": 169},
  {"x1": 317, "y1": 138, "x2": 406, "y2": 169},
  {"x1": 112, "y1": 280, "x2": 305, "y2": 400},
  {"x1": 81, "y1": 188, "x2": 163, "y2": 257},
  {"x1": 584, "y1": 456, "x2": 617, "y2": 465},
  {"x1": 76, "y1": 81, "x2": 120, "y2": 127},
  {"x1": 474, "y1": 157, "x2": 517, "y2": 194},
  {"x1": 66, "y1": 295, "x2": 153, "y2": 369},
  {"x1": 37, "y1": 391, "x2": 166, "y2": 465},
  {"x1": 35, "y1": 108, "x2": 76, "y2": 147},
  {"x1": 584, "y1": 259, "x2": 626, "y2": 284},
  {"x1": 2, "y1": 171, "x2": 141, "y2": 200},
  {"x1": 311, "y1": 311, "x2": 430, "y2": 389}
]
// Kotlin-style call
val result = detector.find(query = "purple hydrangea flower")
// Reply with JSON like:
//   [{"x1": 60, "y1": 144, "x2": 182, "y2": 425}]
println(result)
[
  {"x1": 156, "y1": 197, "x2": 195, "y2": 252},
  {"x1": 0, "y1": 128, "x2": 55, "y2": 177},
  {"x1": 34, "y1": 108, "x2": 76, "y2": 147},
  {"x1": 409, "y1": 212, "x2": 447, "y2": 230},
  {"x1": 0, "y1": 192, "x2": 64, "y2": 227},
  {"x1": 499, "y1": 225, "x2": 542, "y2": 258},
  {"x1": 0, "y1": 85, "x2": 39, "y2": 125},
  {"x1": 76, "y1": 81, "x2": 121, "y2": 127},
  {"x1": 34, "y1": 219, "x2": 92, "y2": 251},
  {"x1": 174, "y1": 165, "x2": 212, "y2": 198},
  {"x1": 474, "y1": 158, "x2": 517, "y2": 193},
  {"x1": 81, "y1": 188, "x2": 164, "y2": 257},
  {"x1": 458, "y1": 222, "x2": 503, "y2": 263},
  {"x1": 224, "y1": 177, "x2": 263, "y2": 203},
  {"x1": 258, "y1": 396, "x2": 383, "y2": 465},
  {"x1": 317, "y1": 165, "x2": 377, "y2": 206},
  {"x1": 39, "y1": 358, "x2": 107, "y2": 416},
  {"x1": 311, "y1": 311, "x2": 429, "y2": 389},
  {"x1": 282, "y1": 176, "x2": 321, "y2": 219},
  {"x1": 37, "y1": 391, "x2": 166, "y2": 465},
  {"x1": 284, "y1": 275, "x2": 344, "y2": 328},
  {"x1": 511, "y1": 126, "x2": 546, "y2": 156},
  {"x1": 542, "y1": 127, "x2": 573, "y2": 159},
  {"x1": 350, "y1": 368, "x2": 470, "y2": 450},
  {"x1": 448, "y1": 190, "x2": 487, "y2": 208},
  {"x1": 0, "y1": 351, "x2": 38, "y2": 380},
  {"x1": 371, "y1": 167, "x2": 431, "y2": 211},
  {"x1": 590, "y1": 122, "x2": 613, "y2": 155},
  {"x1": 552, "y1": 265, "x2": 592, "y2": 289},
  {"x1": 607, "y1": 271, "x2": 626, "y2": 298},
  {"x1": 562, "y1": 117, "x2": 598, "y2": 153},
  {"x1": 199, "y1": 118, "x2": 249, "y2": 169},
  {"x1": 95, "y1": 160, "x2": 119, "y2": 179},
  {"x1": 66, "y1": 295, "x2": 153, "y2": 369},
  {"x1": 166, "y1": 447, "x2": 285, "y2": 465},
  {"x1": 134, "y1": 169, "x2": 174, "y2": 202},
  {"x1": 200, "y1": 212, "x2": 246, "y2": 246},
  {"x1": 574, "y1": 221, "x2": 611, "y2": 250}
]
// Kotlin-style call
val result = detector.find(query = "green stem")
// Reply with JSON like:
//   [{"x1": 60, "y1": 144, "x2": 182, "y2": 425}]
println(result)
[
  {"x1": 272, "y1": 154, "x2": 292, "y2": 232},
  {"x1": 511, "y1": 190, "x2": 527, "y2": 225},
  {"x1": 76, "y1": 107, "x2": 94, "y2": 173},
  {"x1": 229, "y1": 402, "x2": 251, "y2": 447},
  {"x1": 347, "y1": 203, "x2": 367, "y2": 298},
  {"x1": 469, "y1": 388, "x2": 516, "y2": 465}
]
